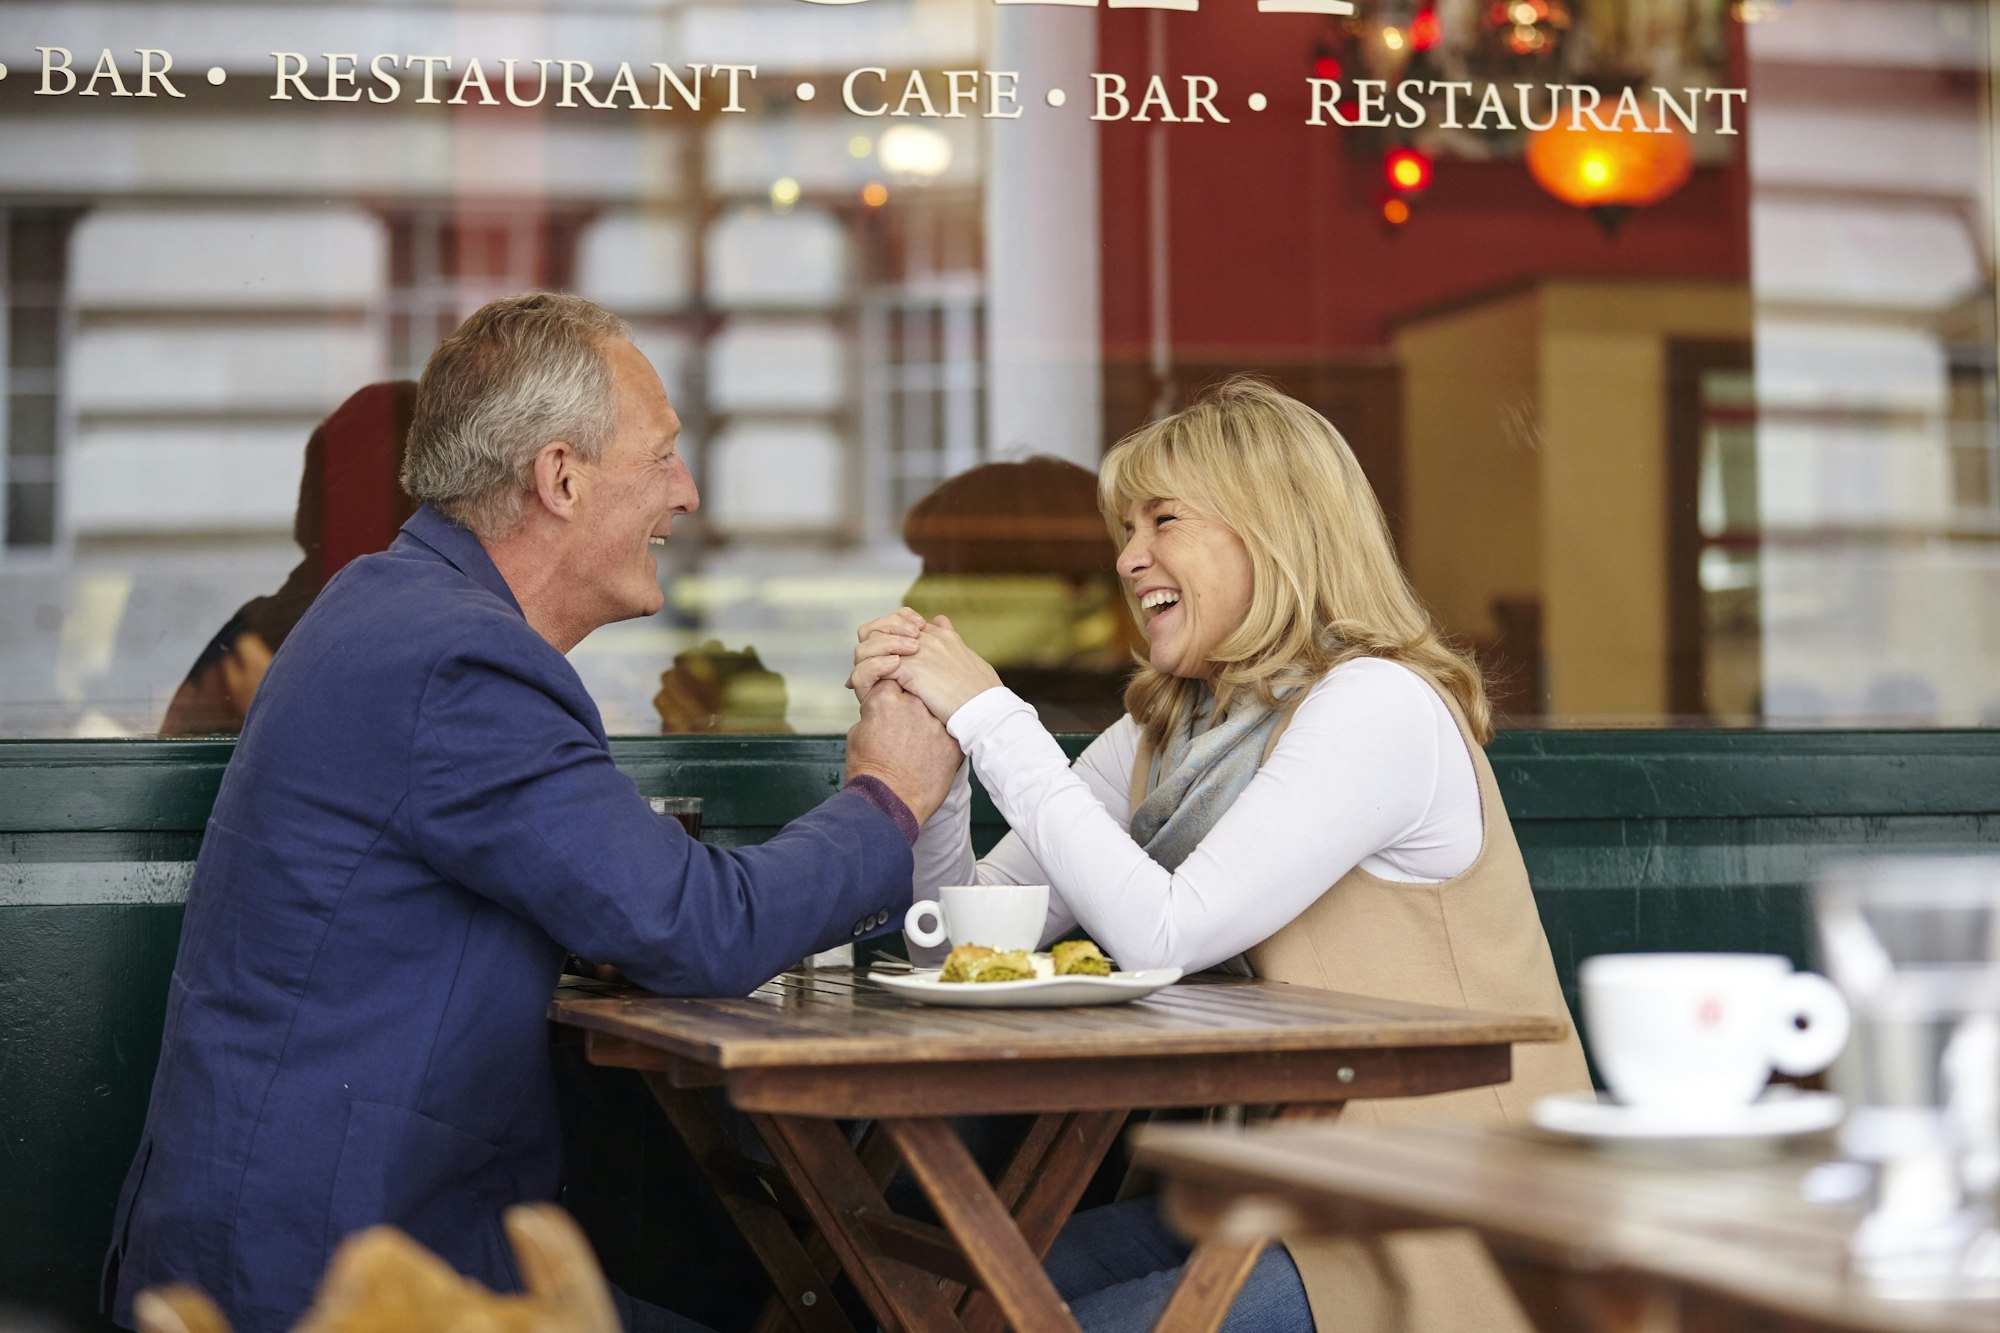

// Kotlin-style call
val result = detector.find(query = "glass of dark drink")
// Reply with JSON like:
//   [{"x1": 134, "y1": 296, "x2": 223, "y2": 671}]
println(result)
[{"x1": 646, "y1": 796, "x2": 704, "y2": 839}]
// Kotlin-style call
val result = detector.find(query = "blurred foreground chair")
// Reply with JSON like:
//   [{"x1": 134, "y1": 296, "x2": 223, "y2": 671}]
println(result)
[{"x1": 133, "y1": 1204, "x2": 619, "y2": 1333}]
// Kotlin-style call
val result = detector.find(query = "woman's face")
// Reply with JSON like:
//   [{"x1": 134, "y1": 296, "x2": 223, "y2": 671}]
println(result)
[{"x1": 1117, "y1": 495, "x2": 1255, "y2": 679}]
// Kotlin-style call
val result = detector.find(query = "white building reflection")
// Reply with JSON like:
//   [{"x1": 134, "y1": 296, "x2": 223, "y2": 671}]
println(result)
[{"x1": 0, "y1": 0, "x2": 1104, "y2": 735}]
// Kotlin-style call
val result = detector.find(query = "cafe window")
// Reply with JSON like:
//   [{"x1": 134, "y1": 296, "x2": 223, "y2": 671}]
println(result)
[
  {"x1": 2, "y1": 209, "x2": 73, "y2": 551},
  {"x1": 866, "y1": 278, "x2": 988, "y2": 528},
  {"x1": 0, "y1": 0, "x2": 1995, "y2": 736},
  {"x1": 386, "y1": 210, "x2": 587, "y2": 380}
]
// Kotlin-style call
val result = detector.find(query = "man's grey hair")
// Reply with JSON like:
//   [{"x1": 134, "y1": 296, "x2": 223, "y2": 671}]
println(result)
[{"x1": 401, "y1": 292, "x2": 634, "y2": 540}]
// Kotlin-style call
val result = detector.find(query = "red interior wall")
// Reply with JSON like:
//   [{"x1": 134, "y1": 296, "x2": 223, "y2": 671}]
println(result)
[{"x1": 1095, "y1": 10, "x2": 1751, "y2": 360}]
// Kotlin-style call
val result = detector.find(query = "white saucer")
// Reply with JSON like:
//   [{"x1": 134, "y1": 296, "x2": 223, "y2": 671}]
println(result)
[
  {"x1": 1531, "y1": 1088, "x2": 1845, "y2": 1141},
  {"x1": 872, "y1": 967, "x2": 1183, "y2": 1009}
]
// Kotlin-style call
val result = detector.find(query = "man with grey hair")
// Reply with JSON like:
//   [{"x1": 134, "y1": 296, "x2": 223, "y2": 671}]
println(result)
[{"x1": 104, "y1": 293, "x2": 960, "y2": 1333}]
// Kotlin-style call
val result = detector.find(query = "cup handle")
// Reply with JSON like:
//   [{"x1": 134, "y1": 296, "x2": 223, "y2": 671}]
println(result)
[
  {"x1": 905, "y1": 900, "x2": 947, "y2": 949},
  {"x1": 1770, "y1": 970, "x2": 1851, "y2": 1076}
]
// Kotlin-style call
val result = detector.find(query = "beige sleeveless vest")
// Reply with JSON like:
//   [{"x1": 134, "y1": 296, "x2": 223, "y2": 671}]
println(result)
[{"x1": 1131, "y1": 670, "x2": 1591, "y2": 1333}]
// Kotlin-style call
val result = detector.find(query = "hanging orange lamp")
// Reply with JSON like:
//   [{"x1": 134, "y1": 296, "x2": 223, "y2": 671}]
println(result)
[{"x1": 1525, "y1": 107, "x2": 1694, "y2": 230}]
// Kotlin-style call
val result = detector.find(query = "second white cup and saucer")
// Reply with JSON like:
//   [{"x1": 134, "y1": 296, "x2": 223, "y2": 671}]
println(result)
[{"x1": 1533, "y1": 952, "x2": 1851, "y2": 1145}]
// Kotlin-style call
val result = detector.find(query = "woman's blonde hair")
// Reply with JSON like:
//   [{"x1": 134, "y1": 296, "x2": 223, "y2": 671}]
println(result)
[{"x1": 1098, "y1": 376, "x2": 1493, "y2": 746}]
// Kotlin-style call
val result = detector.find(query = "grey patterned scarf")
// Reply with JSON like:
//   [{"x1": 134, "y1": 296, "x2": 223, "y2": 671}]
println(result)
[{"x1": 1129, "y1": 692, "x2": 1285, "y2": 873}]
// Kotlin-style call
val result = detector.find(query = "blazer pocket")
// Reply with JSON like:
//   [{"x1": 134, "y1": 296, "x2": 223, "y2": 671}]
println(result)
[{"x1": 326, "y1": 1100, "x2": 504, "y2": 1260}]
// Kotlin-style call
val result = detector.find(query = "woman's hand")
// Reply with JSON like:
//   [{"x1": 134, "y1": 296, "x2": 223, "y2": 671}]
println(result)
[
  {"x1": 848, "y1": 607, "x2": 926, "y2": 700},
  {"x1": 890, "y1": 616, "x2": 1003, "y2": 723}
]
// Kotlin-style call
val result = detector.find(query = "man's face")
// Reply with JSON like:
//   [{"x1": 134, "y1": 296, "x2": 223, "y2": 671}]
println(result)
[{"x1": 573, "y1": 340, "x2": 699, "y2": 626}]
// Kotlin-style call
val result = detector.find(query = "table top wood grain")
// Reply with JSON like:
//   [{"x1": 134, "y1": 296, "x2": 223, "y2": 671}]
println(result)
[
  {"x1": 1135, "y1": 1121, "x2": 2000, "y2": 1333},
  {"x1": 548, "y1": 968, "x2": 1569, "y2": 1071}
]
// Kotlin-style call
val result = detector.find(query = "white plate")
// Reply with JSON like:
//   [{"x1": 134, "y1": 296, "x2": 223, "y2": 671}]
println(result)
[
  {"x1": 872, "y1": 967, "x2": 1183, "y2": 1008},
  {"x1": 1531, "y1": 1088, "x2": 1844, "y2": 1141}
]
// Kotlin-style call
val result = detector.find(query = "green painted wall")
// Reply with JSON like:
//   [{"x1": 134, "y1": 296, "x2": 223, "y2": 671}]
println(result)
[{"x1": 3, "y1": 731, "x2": 1996, "y2": 1326}]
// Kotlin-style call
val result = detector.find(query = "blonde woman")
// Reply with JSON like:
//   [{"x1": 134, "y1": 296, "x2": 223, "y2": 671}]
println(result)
[{"x1": 850, "y1": 378, "x2": 1589, "y2": 1333}]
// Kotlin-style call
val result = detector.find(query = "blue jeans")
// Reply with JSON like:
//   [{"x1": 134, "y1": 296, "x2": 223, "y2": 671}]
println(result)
[{"x1": 1044, "y1": 1199, "x2": 1315, "y2": 1333}]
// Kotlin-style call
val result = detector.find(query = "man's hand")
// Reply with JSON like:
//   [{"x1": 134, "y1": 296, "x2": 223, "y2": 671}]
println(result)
[{"x1": 845, "y1": 678, "x2": 962, "y2": 825}]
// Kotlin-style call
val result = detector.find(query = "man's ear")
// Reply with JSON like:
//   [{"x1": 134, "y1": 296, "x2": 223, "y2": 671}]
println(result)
[{"x1": 528, "y1": 441, "x2": 582, "y2": 520}]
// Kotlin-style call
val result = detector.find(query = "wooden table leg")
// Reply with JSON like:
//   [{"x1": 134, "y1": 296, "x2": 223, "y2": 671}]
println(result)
[
  {"x1": 748, "y1": 1126, "x2": 903, "y2": 1333},
  {"x1": 936, "y1": 1112, "x2": 1070, "y2": 1311},
  {"x1": 1121, "y1": 1099, "x2": 1354, "y2": 1331},
  {"x1": 958, "y1": 1110, "x2": 1129, "y2": 1333},
  {"x1": 882, "y1": 1118, "x2": 1084, "y2": 1333},
  {"x1": 991, "y1": 1112, "x2": 1072, "y2": 1213},
  {"x1": 640, "y1": 1076, "x2": 854, "y2": 1333},
  {"x1": 1147, "y1": 1192, "x2": 1318, "y2": 1333},
  {"x1": 1151, "y1": 1237, "x2": 1269, "y2": 1333},
  {"x1": 934, "y1": 1114, "x2": 1071, "y2": 1314},
  {"x1": 1001, "y1": 1110, "x2": 1129, "y2": 1258},
  {"x1": 755, "y1": 1113, "x2": 968, "y2": 1333}
]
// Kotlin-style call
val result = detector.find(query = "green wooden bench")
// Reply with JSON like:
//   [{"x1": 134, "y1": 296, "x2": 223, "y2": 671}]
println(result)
[{"x1": 3, "y1": 731, "x2": 1996, "y2": 1328}]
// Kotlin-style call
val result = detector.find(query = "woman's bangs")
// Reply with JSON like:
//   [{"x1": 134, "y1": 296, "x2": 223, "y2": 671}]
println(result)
[{"x1": 1099, "y1": 424, "x2": 1190, "y2": 529}]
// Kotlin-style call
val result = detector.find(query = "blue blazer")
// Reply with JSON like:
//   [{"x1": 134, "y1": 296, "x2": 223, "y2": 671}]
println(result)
[{"x1": 104, "y1": 506, "x2": 912, "y2": 1332}]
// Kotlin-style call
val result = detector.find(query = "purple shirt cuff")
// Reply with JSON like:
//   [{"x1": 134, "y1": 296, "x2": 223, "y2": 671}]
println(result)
[{"x1": 843, "y1": 775, "x2": 919, "y2": 845}]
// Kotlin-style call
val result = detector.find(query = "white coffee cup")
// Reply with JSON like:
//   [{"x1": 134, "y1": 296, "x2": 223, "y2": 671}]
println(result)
[
  {"x1": 1580, "y1": 952, "x2": 1851, "y2": 1110},
  {"x1": 905, "y1": 884, "x2": 1049, "y2": 952}
]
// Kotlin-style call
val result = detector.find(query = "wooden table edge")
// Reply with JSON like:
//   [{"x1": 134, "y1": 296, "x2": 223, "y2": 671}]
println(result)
[
  {"x1": 1132, "y1": 1125, "x2": 2000, "y2": 1333},
  {"x1": 546, "y1": 991, "x2": 1568, "y2": 1071}
]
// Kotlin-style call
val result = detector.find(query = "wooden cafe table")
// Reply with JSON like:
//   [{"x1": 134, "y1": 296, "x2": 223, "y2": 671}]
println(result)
[
  {"x1": 549, "y1": 967, "x2": 1567, "y2": 1333},
  {"x1": 1134, "y1": 1120, "x2": 2000, "y2": 1333}
]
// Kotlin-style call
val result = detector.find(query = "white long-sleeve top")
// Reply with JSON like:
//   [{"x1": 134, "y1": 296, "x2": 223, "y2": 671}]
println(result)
[{"x1": 911, "y1": 657, "x2": 1484, "y2": 974}]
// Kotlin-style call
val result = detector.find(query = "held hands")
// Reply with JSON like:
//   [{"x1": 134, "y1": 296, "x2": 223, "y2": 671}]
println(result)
[
  {"x1": 848, "y1": 608, "x2": 1003, "y2": 725},
  {"x1": 843, "y1": 608, "x2": 986, "y2": 825},
  {"x1": 844, "y1": 608, "x2": 963, "y2": 824},
  {"x1": 844, "y1": 673, "x2": 962, "y2": 825}
]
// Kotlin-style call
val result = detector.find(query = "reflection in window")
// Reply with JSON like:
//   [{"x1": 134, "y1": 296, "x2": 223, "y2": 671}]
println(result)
[
  {"x1": 386, "y1": 211, "x2": 585, "y2": 380},
  {"x1": 867, "y1": 278, "x2": 987, "y2": 526},
  {"x1": 2, "y1": 211, "x2": 74, "y2": 550},
  {"x1": 1948, "y1": 334, "x2": 2000, "y2": 526},
  {"x1": 1692, "y1": 371, "x2": 1762, "y2": 720},
  {"x1": 157, "y1": 383, "x2": 418, "y2": 738},
  {"x1": 861, "y1": 172, "x2": 987, "y2": 538},
  {"x1": 900, "y1": 457, "x2": 1138, "y2": 731},
  {"x1": 0, "y1": 0, "x2": 1994, "y2": 736}
]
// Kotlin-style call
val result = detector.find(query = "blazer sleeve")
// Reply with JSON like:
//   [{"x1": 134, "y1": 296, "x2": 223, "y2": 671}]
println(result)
[{"x1": 406, "y1": 637, "x2": 913, "y2": 996}]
